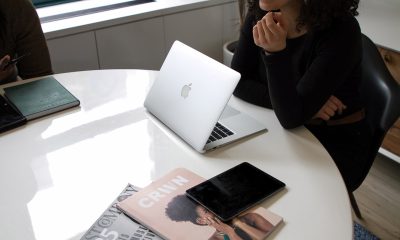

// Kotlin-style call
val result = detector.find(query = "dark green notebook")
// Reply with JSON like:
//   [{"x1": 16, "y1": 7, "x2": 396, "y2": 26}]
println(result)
[{"x1": 4, "y1": 76, "x2": 80, "y2": 120}]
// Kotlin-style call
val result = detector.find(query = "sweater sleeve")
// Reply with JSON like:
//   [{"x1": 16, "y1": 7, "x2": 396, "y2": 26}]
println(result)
[
  {"x1": 231, "y1": 13, "x2": 272, "y2": 109},
  {"x1": 263, "y1": 17, "x2": 362, "y2": 129},
  {"x1": 12, "y1": 0, "x2": 53, "y2": 79}
]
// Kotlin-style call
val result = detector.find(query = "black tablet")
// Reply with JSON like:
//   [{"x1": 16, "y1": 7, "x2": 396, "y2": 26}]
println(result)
[
  {"x1": 185, "y1": 162, "x2": 285, "y2": 222},
  {"x1": 0, "y1": 95, "x2": 26, "y2": 133}
]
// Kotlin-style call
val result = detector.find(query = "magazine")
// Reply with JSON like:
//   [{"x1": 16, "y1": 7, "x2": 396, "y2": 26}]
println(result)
[
  {"x1": 80, "y1": 184, "x2": 162, "y2": 240},
  {"x1": 117, "y1": 168, "x2": 283, "y2": 240}
]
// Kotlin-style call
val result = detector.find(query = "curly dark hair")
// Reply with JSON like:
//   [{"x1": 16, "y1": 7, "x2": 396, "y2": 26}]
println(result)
[
  {"x1": 164, "y1": 194, "x2": 201, "y2": 225},
  {"x1": 239, "y1": 0, "x2": 359, "y2": 30}
]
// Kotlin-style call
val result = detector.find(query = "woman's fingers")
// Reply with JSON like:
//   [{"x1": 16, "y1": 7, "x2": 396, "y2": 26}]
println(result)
[
  {"x1": 260, "y1": 16, "x2": 274, "y2": 39},
  {"x1": 319, "y1": 112, "x2": 331, "y2": 121},
  {"x1": 313, "y1": 95, "x2": 347, "y2": 120},
  {"x1": 258, "y1": 13, "x2": 280, "y2": 44},
  {"x1": 264, "y1": 12, "x2": 281, "y2": 36},
  {"x1": 253, "y1": 22, "x2": 267, "y2": 46},
  {"x1": 0, "y1": 55, "x2": 11, "y2": 70},
  {"x1": 252, "y1": 26, "x2": 260, "y2": 46},
  {"x1": 253, "y1": 12, "x2": 287, "y2": 52},
  {"x1": 329, "y1": 95, "x2": 347, "y2": 114},
  {"x1": 324, "y1": 106, "x2": 336, "y2": 117}
]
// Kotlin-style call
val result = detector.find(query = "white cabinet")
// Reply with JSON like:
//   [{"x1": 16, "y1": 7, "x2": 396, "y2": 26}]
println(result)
[
  {"x1": 96, "y1": 17, "x2": 165, "y2": 70},
  {"x1": 46, "y1": 1, "x2": 240, "y2": 73},
  {"x1": 164, "y1": 5, "x2": 223, "y2": 62},
  {"x1": 47, "y1": 32, "x2": 99, "y2": 73}
]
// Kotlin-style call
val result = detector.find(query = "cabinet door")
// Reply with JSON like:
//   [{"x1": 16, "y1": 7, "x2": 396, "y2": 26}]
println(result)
[
  {"x1": 222, "y1": 1, "x2": 240, "y2": 44},
  {"x1": 164, "y1": 5, "x2": 223, "y2": 62},
  {"x1": 96, "y1": 17, "x2": 165, "y2": 70},
  {"x1": 47, "y1": 32, "x2": 99, "y2": 73}
]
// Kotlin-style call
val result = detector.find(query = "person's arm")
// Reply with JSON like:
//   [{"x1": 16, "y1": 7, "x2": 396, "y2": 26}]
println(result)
[
  {"x1": 12, "y1": 0, "x2": 53, "y2": 79},
  {"x1": 0, "y1": 55, "x2": 18, "y2": 84},
  {"x1": 231, "y1": 13, "x2": 273, "y2": 109},
  {"x1": 263, "y1": 18, "x2": 362, "y2": 128}
]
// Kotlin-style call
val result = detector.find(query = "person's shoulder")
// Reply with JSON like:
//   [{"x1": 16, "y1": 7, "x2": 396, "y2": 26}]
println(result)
[
  {"x1": 314, "y1": 15, "x2": 361, "y2": 46},
  {"x1": 2, "y1": 0, "x2": 33, "y2": 9},
  {"x1": 335, "y1": 15, "x2": 360, "y2": 34},
  {"x1": 323, "y1": 15, "x2": 360, "y2": 40},
  {"x1": 1, "y1": 0, "x2": 36, "y2": 18},
  {"x1": 311, "y1": 15, "x2": 362, "y2": 62}
]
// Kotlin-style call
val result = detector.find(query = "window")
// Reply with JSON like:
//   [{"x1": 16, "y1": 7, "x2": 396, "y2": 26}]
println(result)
[
  {"x1": 35, "y1": 0, "x2": 155, "y2": 23},
  {"x1": 33, "y1": 0, "x2": 81, "y2": 8}
]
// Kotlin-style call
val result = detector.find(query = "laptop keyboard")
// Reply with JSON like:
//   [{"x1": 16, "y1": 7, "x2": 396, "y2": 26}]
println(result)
[{"x1": 206, "y1": 122, "x2": 234, "y2": 144}]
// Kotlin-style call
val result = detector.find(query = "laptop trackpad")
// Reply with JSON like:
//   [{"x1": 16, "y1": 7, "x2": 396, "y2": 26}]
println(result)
[{"x1": 220, "y1": 105, "x2": 240, "y2": 120}]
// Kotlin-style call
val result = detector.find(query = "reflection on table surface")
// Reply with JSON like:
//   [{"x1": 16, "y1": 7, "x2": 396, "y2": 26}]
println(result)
[{"x1": 0, "y1": 70, "x2": 352, "y2": 240}]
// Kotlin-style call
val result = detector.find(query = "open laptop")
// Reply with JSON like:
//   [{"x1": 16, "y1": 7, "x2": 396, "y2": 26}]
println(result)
[{"x1": 144, "y1": 40, "x2": 267, "y2": 153}]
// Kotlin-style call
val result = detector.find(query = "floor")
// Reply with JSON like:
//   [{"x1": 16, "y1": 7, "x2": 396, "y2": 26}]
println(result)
[{"x1": 353, "y1": 153, "x2": 400, "y2": 240}]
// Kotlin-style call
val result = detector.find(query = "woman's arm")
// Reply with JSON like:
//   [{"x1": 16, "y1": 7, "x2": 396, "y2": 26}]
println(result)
[
  {"x1": 231, "y1": 13, "x2": 273, "y2": 109},
  {"x1": 263, "y1": 17, "x2": 362, "y2": 128},
  {"x1": 12, "y1": 0, "x2": 53, "y2": 79},
  {"x1": 0, "y1": 55, "x2": 18, "y2": 84}
]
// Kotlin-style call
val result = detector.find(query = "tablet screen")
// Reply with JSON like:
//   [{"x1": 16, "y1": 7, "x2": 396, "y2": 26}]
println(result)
[{"x1": 185, "y1": 162, "x2": 285, "y2": 222}]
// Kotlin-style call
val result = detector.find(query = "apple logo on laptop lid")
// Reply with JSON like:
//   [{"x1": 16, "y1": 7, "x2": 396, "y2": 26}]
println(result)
[{"x1": 181, "y1": 83, "x2": 192, "y2": 99}]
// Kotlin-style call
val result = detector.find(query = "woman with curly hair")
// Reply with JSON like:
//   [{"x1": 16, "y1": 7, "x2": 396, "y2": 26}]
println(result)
[{"x1": 232, "y1": 0, "x2": 371, "y2": 192}]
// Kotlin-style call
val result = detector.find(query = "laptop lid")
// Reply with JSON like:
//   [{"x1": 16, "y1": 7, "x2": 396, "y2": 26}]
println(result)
[{"x1": 144, "y1": 40, "x2": 241, "y2": 152}]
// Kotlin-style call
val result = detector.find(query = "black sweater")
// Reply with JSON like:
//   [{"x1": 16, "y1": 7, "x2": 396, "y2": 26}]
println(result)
[
  {"x1": 0, "y1": 0, "x2": 53, "y2": 84},
  {"x1": 232, "y1": 13, "x2": 363, "y2": 129}
]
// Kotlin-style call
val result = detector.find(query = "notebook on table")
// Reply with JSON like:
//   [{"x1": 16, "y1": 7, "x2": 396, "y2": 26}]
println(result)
[
  {"x1": 3, "y1": 76, "x2": 80, "y2": 121},
  {"x1": 144, "y1": 40, "x2": 267, "y2": 153}
]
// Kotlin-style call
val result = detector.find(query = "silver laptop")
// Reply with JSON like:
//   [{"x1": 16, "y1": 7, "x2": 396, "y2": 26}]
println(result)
[{"x1": 144, "y1": 40, "x2": 267, "y2": 153}]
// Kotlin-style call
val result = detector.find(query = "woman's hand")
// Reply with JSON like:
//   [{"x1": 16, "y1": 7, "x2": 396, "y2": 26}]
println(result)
[
  {"x1": 313, "y1": 96, "x2": 347, "y2": 120},
  {"x1": 0, "y1": 55, "x2": 18, "y2": 84},
  {"x1": 252, "y1": 12, "x2": 287, "y2": 53}
]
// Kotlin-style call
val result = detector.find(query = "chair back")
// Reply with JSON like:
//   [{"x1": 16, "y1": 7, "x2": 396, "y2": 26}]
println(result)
[
  {"x1": 356, "y1": 34, "x2": 400, "y2": 190},
  {"x1": 361, "y1": 34, "x2": 400, "y2": 134}
]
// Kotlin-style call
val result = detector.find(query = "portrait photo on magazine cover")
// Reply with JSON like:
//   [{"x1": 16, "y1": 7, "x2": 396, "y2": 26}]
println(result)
[{"x1": 165, "y1": 194, "x2": 278, "y2": 240}]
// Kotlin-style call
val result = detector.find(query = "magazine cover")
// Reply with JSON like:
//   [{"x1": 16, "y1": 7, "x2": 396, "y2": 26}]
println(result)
[
  {"x1": 80, "y1": 184, "x2": 162, "y2": 240},
  {"x1": 117, "y1": 168, "x2": 283, "y2": 240}
]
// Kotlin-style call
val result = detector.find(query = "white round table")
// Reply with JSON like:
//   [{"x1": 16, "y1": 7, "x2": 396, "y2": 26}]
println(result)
[{"x1": 0, "y1": 70, "x2": 353, "y2": 240}]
